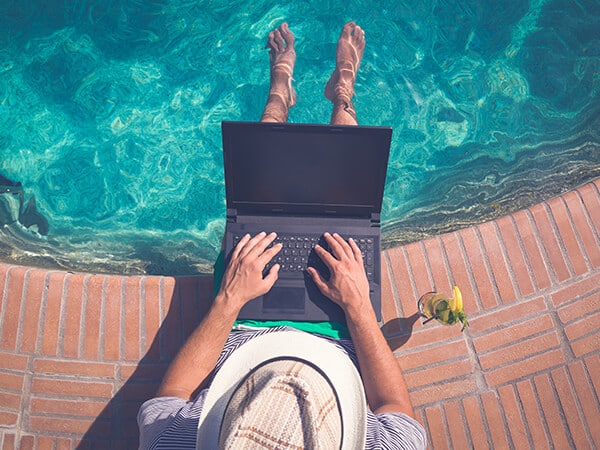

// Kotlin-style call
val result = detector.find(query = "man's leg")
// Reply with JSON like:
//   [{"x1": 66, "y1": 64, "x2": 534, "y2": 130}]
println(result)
[
  {"x1": 260, "y1": 23, "x2": 297, "y2": 123},
  {"x1": 325, "y1": 22, "x2": 366, "y2": 126}
]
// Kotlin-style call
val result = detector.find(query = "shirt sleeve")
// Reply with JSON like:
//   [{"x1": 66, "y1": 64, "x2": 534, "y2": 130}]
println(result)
[
  {"x1": 367, "y1": 411, "x2": 428, "y2": 450},
  {"x1": 137, "y1": 396, "x2": 190, "y2": 449}
]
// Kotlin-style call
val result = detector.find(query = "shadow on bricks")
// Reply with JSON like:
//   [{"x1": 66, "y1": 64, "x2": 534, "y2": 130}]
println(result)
[{"x1": 78, "y1": 275, "x2": 214, "y2": 449}]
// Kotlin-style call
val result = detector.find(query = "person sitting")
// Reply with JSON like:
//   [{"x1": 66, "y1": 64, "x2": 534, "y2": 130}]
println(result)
[{"x1": 137, "y1": 22, "x2": 426, "y2": 449}]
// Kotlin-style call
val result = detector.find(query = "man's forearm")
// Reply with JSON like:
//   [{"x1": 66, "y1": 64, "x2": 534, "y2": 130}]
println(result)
[
  {"x1": 345, "y1": 302, "x2": 415, "y2": 417},
  {"x1": 157, "y1": 293, "x2": 239, "y2": 400}
]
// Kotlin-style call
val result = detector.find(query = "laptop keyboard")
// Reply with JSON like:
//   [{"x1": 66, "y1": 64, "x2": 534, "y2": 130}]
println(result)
[{"x1": 233, "y1": 233, "x2": 375, "y2": 280}]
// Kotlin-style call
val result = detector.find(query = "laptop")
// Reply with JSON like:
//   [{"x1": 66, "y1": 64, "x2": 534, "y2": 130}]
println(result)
[{"x1": 221, "y1": 121, "x2": 392, "y2": 323}]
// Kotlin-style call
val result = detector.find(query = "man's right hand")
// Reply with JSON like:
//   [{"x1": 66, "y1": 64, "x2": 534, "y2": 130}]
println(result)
[{"x1": 307, "y1": 232, "x2": 371, "y2": 316}]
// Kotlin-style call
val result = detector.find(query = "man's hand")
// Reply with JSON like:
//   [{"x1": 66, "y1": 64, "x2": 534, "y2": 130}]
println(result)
[
  {"x1": 218, "y1": 232, "x2": 282, "y2": 311},
  {"x1": 307, "y1": 232, "x2": 371, "y2": 315}
]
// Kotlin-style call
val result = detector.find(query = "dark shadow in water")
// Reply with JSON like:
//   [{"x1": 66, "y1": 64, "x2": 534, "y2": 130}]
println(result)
[
  {"x1": 78, "y1": 275, "x2": 214, "y2": 449},
  {"x1": 381, "y1": 312, "x2": 421, "y2": 350}
]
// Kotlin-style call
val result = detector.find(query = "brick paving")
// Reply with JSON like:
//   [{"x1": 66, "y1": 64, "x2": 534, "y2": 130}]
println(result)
[{"x1": 0, "y1": 177, "x2": 599, "y2": 449}]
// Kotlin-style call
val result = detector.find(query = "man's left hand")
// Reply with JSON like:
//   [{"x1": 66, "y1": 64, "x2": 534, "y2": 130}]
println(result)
[{"x1": 217, "y1": 232, "x2": 282, "y2": 311}]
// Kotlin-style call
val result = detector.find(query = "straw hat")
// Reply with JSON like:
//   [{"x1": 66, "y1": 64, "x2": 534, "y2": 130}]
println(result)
[{"x1": 197, "y1": 331, "x2": 367, "y2": 449}]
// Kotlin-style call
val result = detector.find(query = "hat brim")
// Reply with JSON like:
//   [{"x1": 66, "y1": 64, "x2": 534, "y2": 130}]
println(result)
[{"x1": 197, "y1": 330, "x2": 367, "y2": 449}]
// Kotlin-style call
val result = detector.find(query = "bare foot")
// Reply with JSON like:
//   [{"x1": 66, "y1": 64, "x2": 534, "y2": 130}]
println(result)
[
  {"x1": 266, "y1": 22, "x2": 297, "y2": 108},
  {"x1": 325, "y1": 21, "x2": 365, "y2": 105}
]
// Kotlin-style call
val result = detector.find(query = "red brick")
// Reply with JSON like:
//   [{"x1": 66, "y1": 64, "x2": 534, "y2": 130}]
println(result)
[
  {"x1": 30, "y1": 397, "x2": 106, "y2": 417},
  {"x1": 161, "y1": 277, "x2": 182, "y2": 359},
  {"x1": 103, "y1": 276, "x2": 123, "y2": 361},
  {"x1": 35, "y1": 436, "x2": 55, "y2": 450},
  {"x1": 586, "y1": 354, "x2": 600, "y2": 400},
  {"x1": 557, "y1": 290, "x2": 600, "y2": 323},
  {"x1": 118, "y1": 363, "x2": 168, "y2": 382},
  {"x1": 28, "y1": 416, "x2": 107, "y2": 435},
  {"x1": 19, "y1": 269, "x2": 46, "y2": 353},
  {"x1": 550, "y1": 367, "x2": 590, "y2": 449},
  {"x1": 83, "y1": 275, "x2": 105, "y2": 359},
  {"x1": 423, "y1": 404, "x2": 448, "y2": 450},
  {"x1": 62, "y1": 274, "x2": 86, "y2": 358},
  {"x1": 563, "y1": 190, "x2": 600, "y2": 268},
  {"x1": 143, "y1": 277, "x2": 161, "y2": 360},
  {"x1": 178, "y1": 277, "x2": 203, "y2": 339},
  {"x1": 124, "y1": 276, "x2": 142, "y2": 361},
  {"x1": 564, "y1": 310, "x2": 600, "y2": 341},
  {"x1": 529, "y1": 203, "x2": 571, "y2": 282},
  {"x1": 381, "y1": 259, "x2": 400, "y2": 324},
  {"x1": 461, "y1": 396, "x2": 490, "y2": 450},
  {"x1": 551, "y1": 272, "x2": 600, "y2": 307},
  {"x1": 459, "y1": 227, "x2": 498, "y2": 310},
  {"x1": 0, "y1": 391, "x2": 22, "y2": 410},
  {"x1": 55, "y1": 438, "x2": 74, "y2": 450},
  {"x1": 516, "y1": 379, "x2": 551, "y2": 450},
  {"x1": 484, "y1": 348, "x2": 566, "y2": 387},
  {"x1": 41, "y1": 272, "x2": 66, "y2": 356},
  {"x1": 0, "y1": 372, "x2": 24, "y2": 391},
  {"x1": 423, "y1": 237, "x2": 452, "y2": 294},
  {"x1": 439, "y1": 232, "x2": 479, "y2": 315},
  {"x1": 397, "y1": 317, "x2": 464, "y2": 350},
  {"x1": 496, "y1": 215, "x2": 536, "y2": 297},
  {"x1": 481, "y1": 390, "x2": 511, "y2": 449},
  {"x1": 386, "y1": 247, "x2": 419, "y2": 316},
  {"x1": 115, "y1": 381, "x2": 159, "y2": 401},
  {"x1": 405, "y1": 359, "x2": 473, "y2": 389},
  {"x1": 31, "y1": 377, "x2": 113, "y2": 398},
  {"x1": 33, "y1": 359, "x2": 115, "y2": 378},
  {"x1": 0, "y1": 411, "x2": 18, "y2": 427},
  {"x1": 478, "y1": 221, "x2": 518, "y2": 304},
  {"x1": 512, "y1": 210, "x2": 552, "y2": 290},
  {"x1": 404, "y1": 242, "x2": 433, "y2": 298},
  {"x1": 577, "y1": 183, "x2": 600, "y2": 235},
  {"x1": 18, "y1": 435, "x2": 34, "y2": 450},
  {"x1": 534, "y1": 373, "x2": 572, "y2": 449},
  {"x1": 443, "y1": 401, "x2": 470, "y2": 449},
  {"x1": 498, "y1": 384, "x2": 530, "y2": 448},
  {"x1": 468, "y1": 296, "x2": 547, "y2": 334},
  {"x1": 2, "y1": 433, "x2": 16, "y2": 450},
  {"x1": 0, "y1": 352, "x2": 28, "y2": 371},
  {"x1": 480, "y1": 331, "x2": 560, "y2": 371},
  {"x1": 411, "y1": 377, "x2": 478, "y2": 407},
  {"x1": 568, "y1": 361, "x2": 600, "y2": 448},
  {"x1": 398, "y1": 339, "x2": 469, "y2": 371},
  {"x1": 473, "y1": 314, "x2": 554, "y2": 353},
  {"x1": 547, "y1": 197, "x2": 589, "y2": 276},
  {"x1": 571, "y1": 332, "x2": 600, "y2": 358},
  {"x1": 1, "y1": 266, "x2": 27, "y2": 351}
]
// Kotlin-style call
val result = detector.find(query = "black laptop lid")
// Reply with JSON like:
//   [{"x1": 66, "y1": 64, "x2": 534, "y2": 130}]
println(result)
[{"x1": 222, "y1": 121, "x2": 392, "y2": 218}]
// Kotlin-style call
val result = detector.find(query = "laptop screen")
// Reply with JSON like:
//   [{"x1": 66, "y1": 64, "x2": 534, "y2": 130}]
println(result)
[{"x1": 222, "y1": 121, "x2": 392, "y2": 218}]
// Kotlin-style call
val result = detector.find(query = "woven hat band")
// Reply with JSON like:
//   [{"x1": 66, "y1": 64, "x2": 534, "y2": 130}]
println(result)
[{"x1": 218, "y1": 359, "x2": 342, "y2": 449}]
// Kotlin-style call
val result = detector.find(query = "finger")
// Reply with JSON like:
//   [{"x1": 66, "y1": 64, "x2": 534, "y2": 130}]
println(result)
[
  {"x1": 348, "y1": 237, "x2": 363, "y2": 262},
  {"x1": 313, "y1": 243, "x2": 337, "y2": 269},
  {"x1": 262, "y1": 263, "x2": 280, "y2": 287},
  {"x1": 231, "y1": 233, "x2": 251, "y2": 259},
  {"x1": 307, "y1": 267, "x2": 330, "y2": 296},
  {"x1": 238, "y1": 232, "x2": 267, "y2": 258},
  {"x1": 261, "y1": 241, "x2": 282, "y2": 262},
  {"x1": 247, "y1": 232, "x2": 278, "y2": 259},
  {"x1": 327, "y1": 232, "x2": 353, "y2": 260}
]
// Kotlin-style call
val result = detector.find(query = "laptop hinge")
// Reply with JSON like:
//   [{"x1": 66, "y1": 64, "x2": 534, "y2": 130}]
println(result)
[
  {"x1": 371, "y1": 212, "x2": 381, "y2": 226},
  {"x1": 226, "y1": 208, "x2": 238, "y2": 221}
]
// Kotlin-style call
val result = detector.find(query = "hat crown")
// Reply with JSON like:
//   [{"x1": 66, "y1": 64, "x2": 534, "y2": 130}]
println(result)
[{"x1": 219, "y1": 359, "x2": 342, "y2": 449}]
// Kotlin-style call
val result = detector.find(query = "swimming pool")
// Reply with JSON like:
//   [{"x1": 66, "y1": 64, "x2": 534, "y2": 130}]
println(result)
[{"x1": 1, "y1": 1, "x2": 599, "y2": 275}]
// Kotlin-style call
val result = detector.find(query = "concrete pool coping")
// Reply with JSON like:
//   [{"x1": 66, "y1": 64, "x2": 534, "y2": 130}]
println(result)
[{"x1": 0, "y1": 177, "x2": 599, "y2": 449}]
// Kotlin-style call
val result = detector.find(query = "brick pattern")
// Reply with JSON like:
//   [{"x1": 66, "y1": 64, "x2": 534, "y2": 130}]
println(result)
[{"x1": 1, "y1": 178, "x2": 599, "y2": 449}]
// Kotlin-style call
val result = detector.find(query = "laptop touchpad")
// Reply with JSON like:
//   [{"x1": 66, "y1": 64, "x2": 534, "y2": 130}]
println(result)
[{"x1": 263, "y1": 287, "x2": 305, "y2": 314}]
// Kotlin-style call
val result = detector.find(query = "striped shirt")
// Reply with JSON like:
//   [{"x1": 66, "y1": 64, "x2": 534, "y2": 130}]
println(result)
[{"x1": 138, "y1": 327, "x2": 427, "y2": 449}]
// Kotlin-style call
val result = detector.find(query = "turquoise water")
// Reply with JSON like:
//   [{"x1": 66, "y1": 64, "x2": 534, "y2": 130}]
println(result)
[{"x1": 0, "y1": 0, "x2": 599, "y2": 275}]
